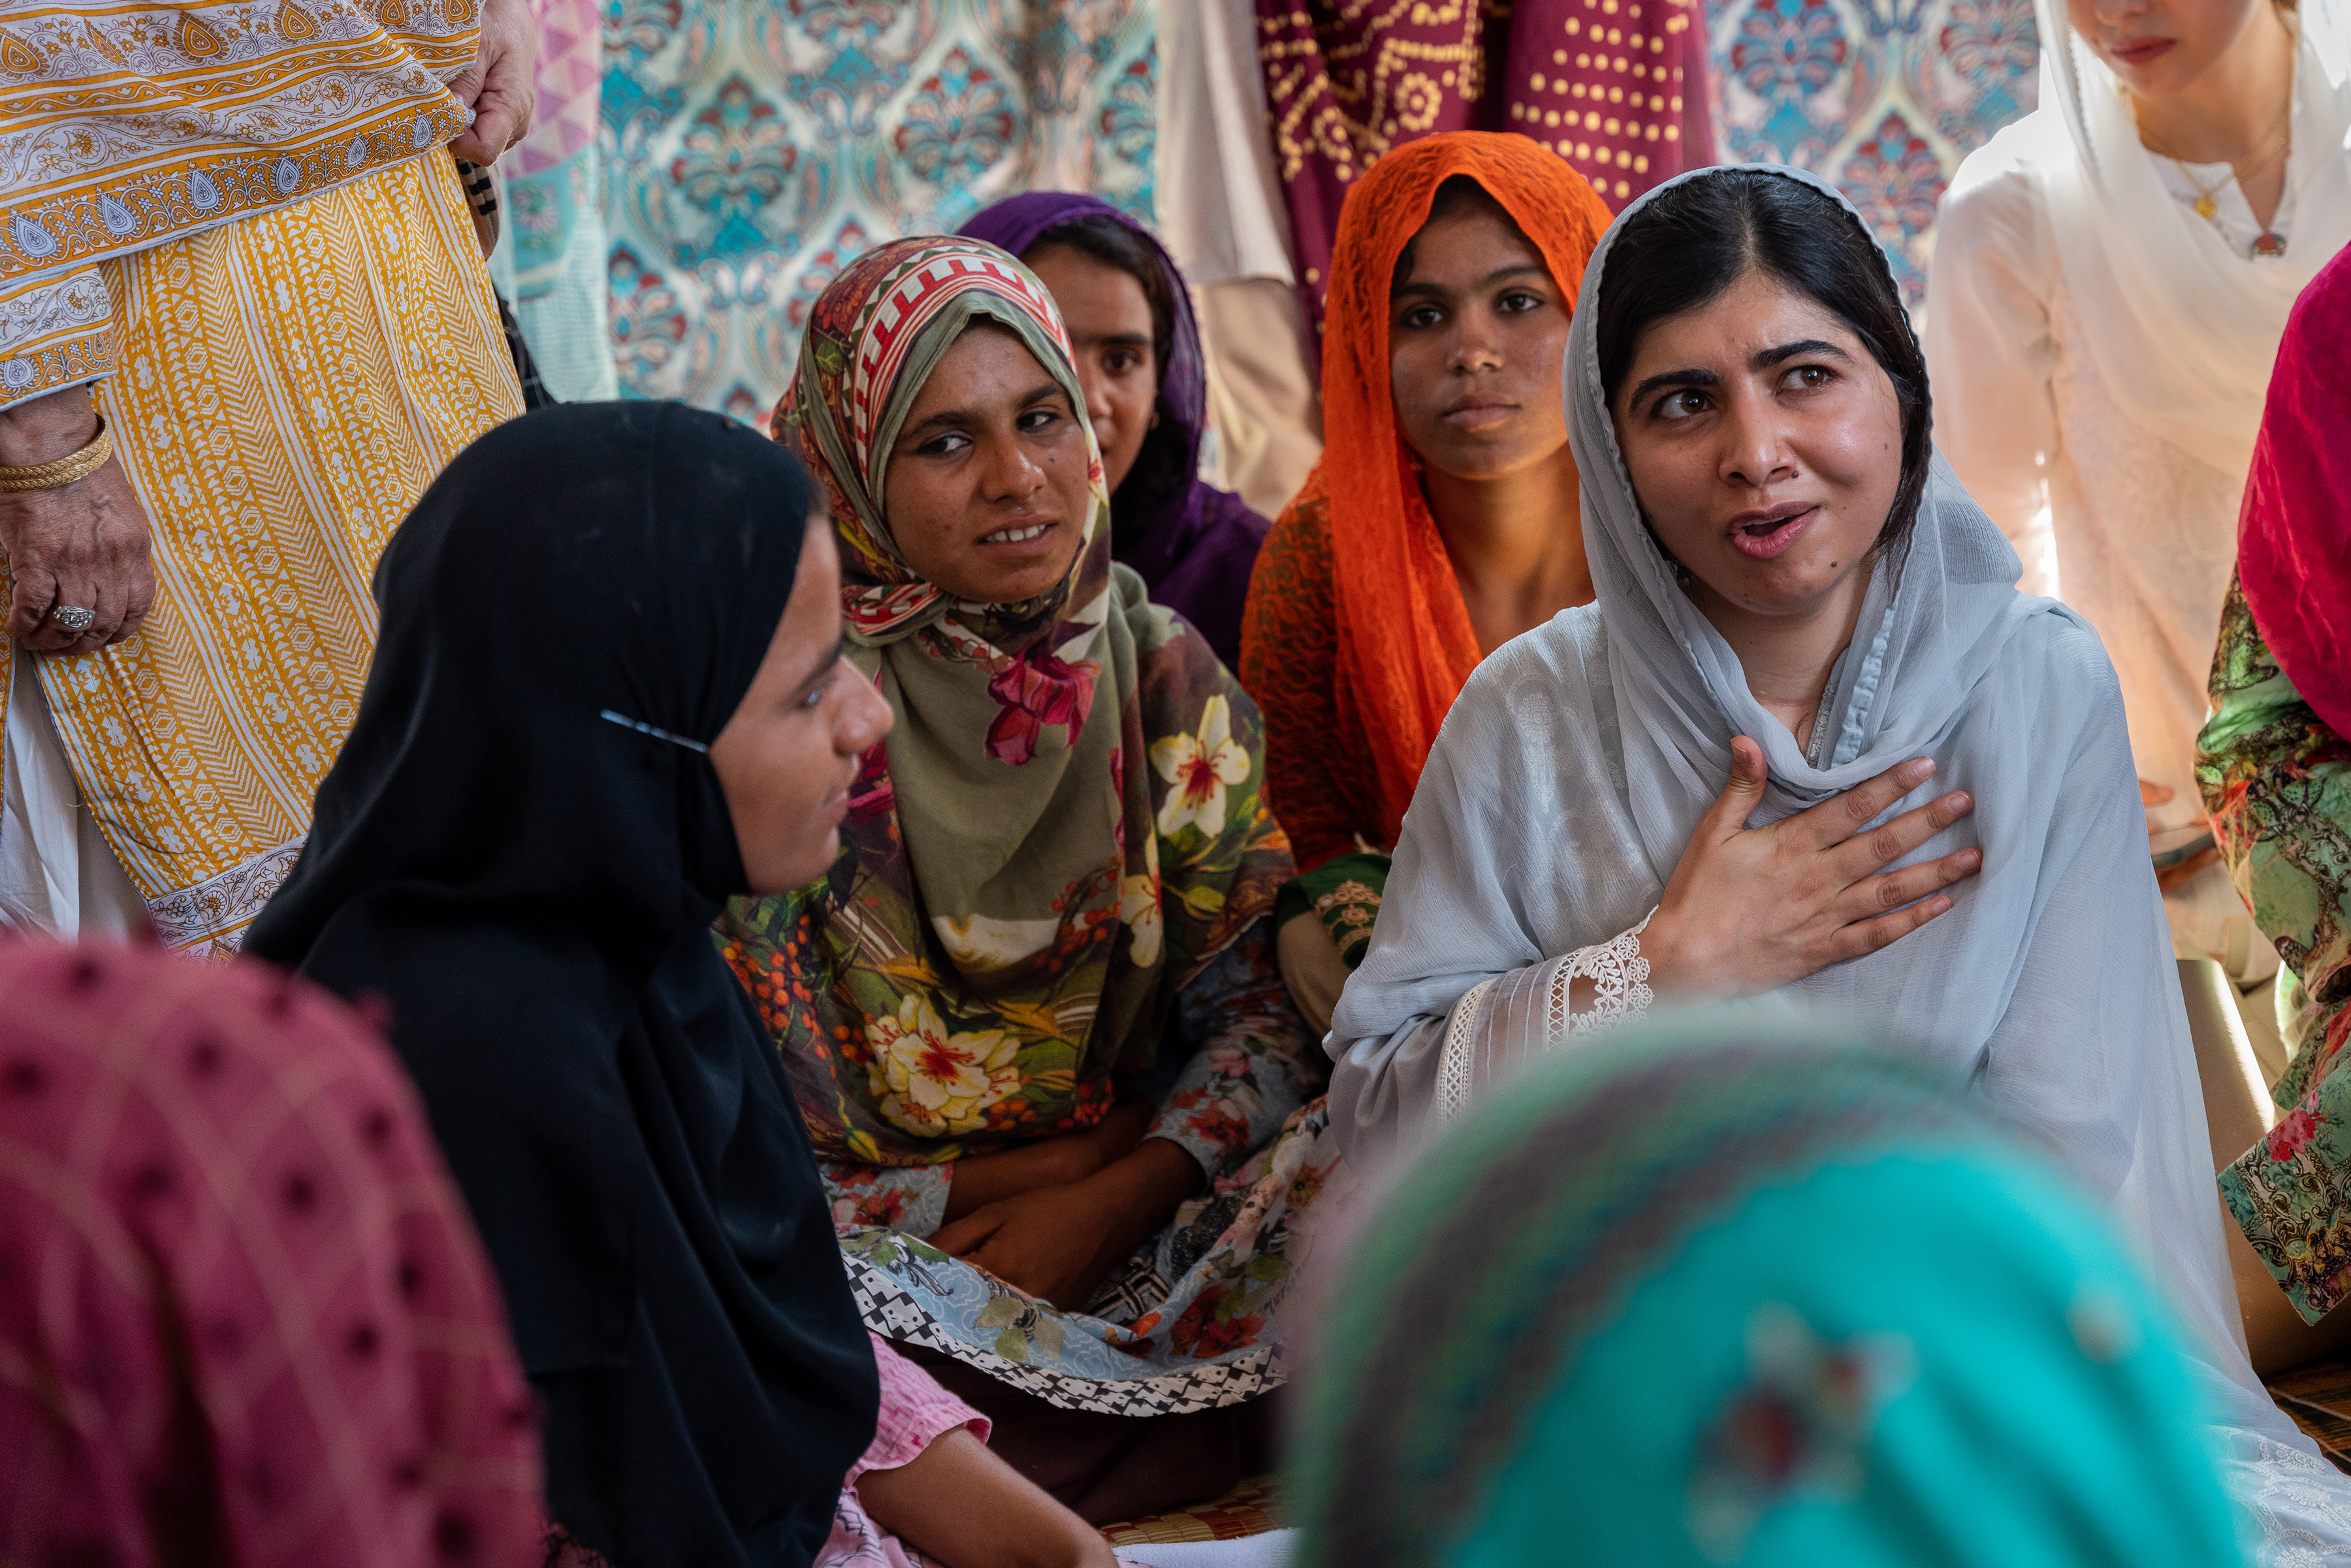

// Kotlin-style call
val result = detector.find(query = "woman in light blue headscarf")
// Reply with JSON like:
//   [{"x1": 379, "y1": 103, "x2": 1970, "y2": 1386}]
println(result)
[
  {"x1": 1292, "y1": 1022, "x2": 2243, "y2": 1567},
  {"x1": 1322, "y1": 161, "x2": 2351, "y2": 1551}
]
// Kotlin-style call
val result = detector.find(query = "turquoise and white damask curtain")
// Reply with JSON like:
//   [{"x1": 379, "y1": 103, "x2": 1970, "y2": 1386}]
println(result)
[
  {"x1": 553, "y1": 0, "x2": 2034, "y2": 419},
  {"x1": 596, "y1": 0, "x2": 1156, "y2": 420},
  {"x1": 1704, "y1": 0, "x2": 2039, "y2": 308}
]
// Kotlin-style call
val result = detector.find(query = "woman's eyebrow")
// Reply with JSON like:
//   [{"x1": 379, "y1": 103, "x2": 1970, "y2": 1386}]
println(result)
[
  {"x1": 1394, "y1": 262, "x2": 1548, "y2": 302},
  {"x1": 1625, "y1": 339, "x2": 1856, "y2": 408},
  {"x1": 904, "y1": 381, "x2": 1063, "y2": 439},
  {"x1": 1627, "y1": 366, "x2": 1718, "y2": 407},
  {"x1": 1752, "y1": 338, "x2": 1853, "y2": 369},
  {"x1": 904, "y1": 406, "x2": 977, "y2": 438},
  {"x1": 792, "y1": 633, "x2": 846, "y2": 694}
]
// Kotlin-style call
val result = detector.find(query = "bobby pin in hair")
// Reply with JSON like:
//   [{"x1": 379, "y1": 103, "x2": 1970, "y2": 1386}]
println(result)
[{"x1": 600, "y1": 709, "x2": 711, "y2": 754}]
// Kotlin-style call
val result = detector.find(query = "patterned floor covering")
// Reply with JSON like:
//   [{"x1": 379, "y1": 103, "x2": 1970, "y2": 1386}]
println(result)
[
  {"x1": 2269, "y1": 1359, "x2": 2351, "y2": 1473},
  {"x1": 1100, "y1": 1475, "x2": 1281, "y2": 1545}
]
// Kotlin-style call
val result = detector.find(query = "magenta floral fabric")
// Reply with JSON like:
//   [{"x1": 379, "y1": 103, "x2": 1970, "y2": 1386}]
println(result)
[{"x1": 985, "y1": 645, "x2": 1098, "y2": 767}]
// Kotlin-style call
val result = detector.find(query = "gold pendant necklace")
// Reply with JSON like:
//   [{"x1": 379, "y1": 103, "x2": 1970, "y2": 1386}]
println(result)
[
  {"x1": 2137, "y1": 97, "x2": 2292, "y2": 246},
  {"x1": 2175, "y1": 165, "x2": 2227, "y2": 223}
]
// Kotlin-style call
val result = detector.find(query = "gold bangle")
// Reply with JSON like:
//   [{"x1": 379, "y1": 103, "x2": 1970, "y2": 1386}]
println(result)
[{"x1": 0, "y1": 415, "x2": 114, "y2": 494}]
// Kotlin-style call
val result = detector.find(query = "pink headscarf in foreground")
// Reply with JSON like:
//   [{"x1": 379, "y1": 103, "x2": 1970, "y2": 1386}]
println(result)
[
  {"x1": 2240, "y1": 244, "x2": 2351, "y2": 739},
  {"x1": 0, "y1": 940, "x2": 544, "y2": 1568}
]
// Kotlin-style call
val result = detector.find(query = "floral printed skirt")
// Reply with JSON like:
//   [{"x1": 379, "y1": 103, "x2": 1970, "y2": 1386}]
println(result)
[
  {"x1": 837, "y1": 1099, "x2": 1347, "y2": 1416},
  {"x1": 2201, "y1": 581, "x2": 2351, "y2": 1324}
]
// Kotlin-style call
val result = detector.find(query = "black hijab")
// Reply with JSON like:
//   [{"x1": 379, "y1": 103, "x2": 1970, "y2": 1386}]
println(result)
[{"x1": 248, "y1": 402, "x2": 878, "y2": 1566}]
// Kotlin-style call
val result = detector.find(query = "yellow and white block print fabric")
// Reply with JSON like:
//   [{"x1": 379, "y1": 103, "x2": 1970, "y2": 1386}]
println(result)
[
  {"x1": 0, "y1": 150, "x2": 520, "y2": 953},
  {"x1": 0, "y1": 0, "x2": 477, "y2": 408}
]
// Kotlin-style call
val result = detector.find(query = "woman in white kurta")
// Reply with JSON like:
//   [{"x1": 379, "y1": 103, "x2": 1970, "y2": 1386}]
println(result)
[
  {"x1": 1925, "y1": 0, "x2": 2351, "y2": 987},
  {"x1": 1330, "y1": 163, "x2": 2351, "y2": 1558}
]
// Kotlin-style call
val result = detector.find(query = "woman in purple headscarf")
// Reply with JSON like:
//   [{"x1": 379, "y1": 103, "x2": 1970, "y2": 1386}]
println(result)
[{"x1": 960, "y1": 194, "x2": 1269, "y2": 667}]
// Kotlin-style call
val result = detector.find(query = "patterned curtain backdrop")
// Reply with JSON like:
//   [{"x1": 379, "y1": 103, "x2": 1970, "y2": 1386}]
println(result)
[
  {"x1": 594, "y1": 1, "x2": 2034, "y2": 415},
  {"x1": 599, "y1": 0, "x2": 1159, "y2": 418},
  {"x1": 1703, "y1": 0, "x2": 2039, "y2": 307},
  {"x1": 494, "y1": 0, "x2": 619, "y2": 402}
]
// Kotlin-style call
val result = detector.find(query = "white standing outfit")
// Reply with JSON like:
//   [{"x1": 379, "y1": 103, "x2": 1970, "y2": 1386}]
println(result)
[
  {"x1": 1925, "y1": 0, "x2": 2351, "y2": 978},
  {"x1": 1152, "y1": 0, "x2": 1325, "y2": 519},
  {"x1": 0, "y1": 644, "x2": 147, "y2": 938},
  {"x1": 1329, "y1": 163, "x2": 2351, "y2": 1561}
]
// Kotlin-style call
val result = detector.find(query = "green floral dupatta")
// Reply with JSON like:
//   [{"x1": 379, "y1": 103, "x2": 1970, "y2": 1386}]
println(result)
[{"x1": 723, "y1": 236, "x2": 1290, "y2": 1166}]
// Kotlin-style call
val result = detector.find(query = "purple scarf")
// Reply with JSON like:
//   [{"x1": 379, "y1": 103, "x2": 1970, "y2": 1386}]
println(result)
[{"x1": 959, "y1": 193, "x2": 1269, "y2": 667}]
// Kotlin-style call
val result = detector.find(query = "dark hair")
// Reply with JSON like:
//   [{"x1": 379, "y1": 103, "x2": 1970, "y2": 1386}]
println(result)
[
  {"x1": 1389, "y1": 175, "x2": 1533, "y2": 299},
  {"x1": 1025, "y1": 214, "x2": 1189, "y2": 537},
  {"x1": 1594, "y1": 169, "x2": 1932, "y2": 559}
]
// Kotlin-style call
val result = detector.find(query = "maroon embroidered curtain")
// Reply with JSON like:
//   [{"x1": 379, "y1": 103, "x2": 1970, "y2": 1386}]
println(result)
[{"x1": 1255, "y1": 0, "x2": 1716, "y2": 343}]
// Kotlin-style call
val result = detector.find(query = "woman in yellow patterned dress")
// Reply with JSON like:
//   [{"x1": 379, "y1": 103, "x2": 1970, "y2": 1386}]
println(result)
[{"x1": 0, "y1": 0, "x2": 535, "y2": 952}]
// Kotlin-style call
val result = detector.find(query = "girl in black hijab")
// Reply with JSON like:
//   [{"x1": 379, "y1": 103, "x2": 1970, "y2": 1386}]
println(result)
[{"x1": 246, "y1": 402, "x2": 891, "y2": 1566}]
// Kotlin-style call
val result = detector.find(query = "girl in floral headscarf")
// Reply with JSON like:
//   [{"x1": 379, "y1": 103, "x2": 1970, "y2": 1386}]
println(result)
[{"x1": 718, "y1": 236, "x2": 1341, "y2": 1515}]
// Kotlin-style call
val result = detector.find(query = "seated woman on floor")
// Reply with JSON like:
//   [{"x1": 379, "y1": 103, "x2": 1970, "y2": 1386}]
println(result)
[
  {"x1": 1326, "y1": 162, "x2": 2351, "y2": 1550},
  {"x1": 960, "y1": 193, "x2": 1268, "y2": 669},
  {"x1": 1293, "y1": 1019, "x2": 2244, "y2": 1568},
  {"x1": 718, "y1": 237, "x2": 1337, "y2": 1520},
  {"x1": 246, "y1": 404, "x2": 1119, "y2": 1568},
  {"x1": 1237, "y1": 133, "x2": 1613, "y2": 1036},
  {"x1": 2198, "y1": 244, "x2": 2351, "y2": 1377}
]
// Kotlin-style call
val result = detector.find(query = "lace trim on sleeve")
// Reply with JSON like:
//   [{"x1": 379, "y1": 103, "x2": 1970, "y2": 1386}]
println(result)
[
  {"x1": 1433, "y1": 976, "x2": 1499, "y2": 1127},
  {"x1": 1434, "y1": 911, "x2": 1655, "y2": 1128},
  {"x1": 1544, "y1": 909, "x2": 1655, "y2": 1040}
]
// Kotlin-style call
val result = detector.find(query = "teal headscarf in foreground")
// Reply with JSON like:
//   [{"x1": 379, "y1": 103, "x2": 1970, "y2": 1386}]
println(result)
[{"x1": 1290, "y1": 1020, "x2": 2243, "y2": 1567}]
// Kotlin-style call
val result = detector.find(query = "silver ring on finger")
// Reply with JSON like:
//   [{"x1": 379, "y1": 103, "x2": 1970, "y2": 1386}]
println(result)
[{"x1": 49, "y1": 604, "x2": 95, "y2": 633}]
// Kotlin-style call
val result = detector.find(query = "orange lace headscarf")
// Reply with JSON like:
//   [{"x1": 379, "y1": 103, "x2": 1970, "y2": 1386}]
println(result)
[{"x1": 1313, "y1": 133, "x2": 1613, "y2": 844}]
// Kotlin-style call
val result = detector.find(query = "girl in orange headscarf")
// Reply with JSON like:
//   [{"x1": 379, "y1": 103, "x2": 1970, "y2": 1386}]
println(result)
[{"x1": 1239, "y1": 133, "x2": 1616, "y2": 1033}]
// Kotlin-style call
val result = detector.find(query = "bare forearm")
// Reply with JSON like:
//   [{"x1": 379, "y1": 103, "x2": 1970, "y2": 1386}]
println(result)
[
  {"x1": 942, "y1": 1143, "x2": 1083, "y2": 1223},
  {"x1": 0, "y1": 383, "x2": 155, "y2": 656},
  {"x1": 940, "y1": 1100, "x2": 1153, "y2": 1223},
  {"x1": 1089, "y1": 1137, "x2": 1205, "y2": 1265},
  {"x1": 0, "y1": 386, "x2": 99, "y2": 464},
  {"x1": 857, "y1": 1429, "x2": 1114, "y2": 1568},
  {"x1": 928, "y1": 1126, "x2": 1206, "y2": 1309}
]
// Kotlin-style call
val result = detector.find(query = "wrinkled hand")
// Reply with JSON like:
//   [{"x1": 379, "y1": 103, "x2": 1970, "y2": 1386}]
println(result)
[
  {"x1": 933, "y1": 1138, "x2": 1202, "y2": 1310},
  {"x1": 1641, "y1": 737, "x2": 1981, "y2": 999},
  {"x1": 447, "y1": 0, "x2": 537, "y2": 166},
  {"x1": 2141, "y1": 778, "x2": 2222, "y2": 893},
  {"x1": 0, "y1": 390, "x2": 155, "y2": 657}
]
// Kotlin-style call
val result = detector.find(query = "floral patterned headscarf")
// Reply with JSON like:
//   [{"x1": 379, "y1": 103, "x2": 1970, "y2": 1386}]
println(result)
[{"x1": 727, "y1": 236, "x2": 1292, "y2": 1166}]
